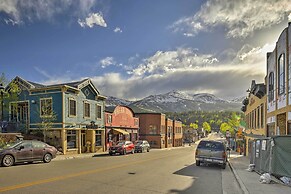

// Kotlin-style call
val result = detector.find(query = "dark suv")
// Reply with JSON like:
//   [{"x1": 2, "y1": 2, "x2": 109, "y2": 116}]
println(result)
[
  {"x1": 109, "y1": 141, "x2": 135, "y2": 155},
  {"x1": 134, "y1": 140, "x2": 150, "y2": 153},
  {"x1": 195, "y1": 140, "x2": 228, "y2": 169}
]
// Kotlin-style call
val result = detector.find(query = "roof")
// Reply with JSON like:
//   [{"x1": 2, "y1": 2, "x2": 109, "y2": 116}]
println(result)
[
  {"x1": 9, "y1": 77, "x2": 105, "y2": 98},
  {"x1": 105, "y1": 106, "x2": 116, "y2": 113},
  {"x1": 47, "y1": 79, "x2": 88, "y2": 89}
]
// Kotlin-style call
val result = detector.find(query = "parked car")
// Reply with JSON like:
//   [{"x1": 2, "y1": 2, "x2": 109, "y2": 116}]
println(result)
[
  {"x1": 0, "y1": 140, "x2": 58, "y2": 167},
  {"x1": 134, "y1": 140, "x2": 150, "y2": 153},
  {"x1": 109, "y1": 141, "x2": 135, "y2": 155},
  {"x1": 195, "y1": 140, "x2": 228, "y2": 169}
]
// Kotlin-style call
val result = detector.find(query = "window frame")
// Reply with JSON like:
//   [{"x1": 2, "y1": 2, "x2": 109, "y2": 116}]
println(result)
[
  {"x1": 67, "y1": 130, "x2": 77, "y2": 149},
  {"x1": 278, "y1": 53, "x2": 285, "y2": 95},
  {"x1": 96, "y1": 104, "x2": 102, "y2": 119},
  {"x1": 84, "y1": 101, "x2": 90, "y2": 118},
  {"x1": 69, "y1": 98, "x2": 77, "y2": 117},
  {"x1": 268, "y1": 72, "x2": 274, "y2": 102}
]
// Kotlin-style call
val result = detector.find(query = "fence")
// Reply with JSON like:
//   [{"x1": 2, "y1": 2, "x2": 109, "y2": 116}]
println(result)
[{"x1": 250, "y1": 136, "x2": 291, "y2": 178}]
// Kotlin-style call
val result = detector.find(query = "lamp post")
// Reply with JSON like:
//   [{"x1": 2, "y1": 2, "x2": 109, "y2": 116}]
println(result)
[{"x1": 0, "y1": 83, "x2": 4, "y2": 131}]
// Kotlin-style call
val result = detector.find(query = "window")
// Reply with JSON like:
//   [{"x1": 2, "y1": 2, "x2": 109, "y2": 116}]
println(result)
[
  {"x1": 107, "y1": 115, "x2": 112, "y2": 123},
  {"x1": 67, "y1": 130, "x2": 77, "y2": 149},
  {"x1": 257, "y1": 107, "x2": 260, "y2": 128},
  {"x1": 69, "y1": 99, "x2": 76, "y2": 116},
  {"x1": 96, "y1": 105, "x2": 102, "y2": 119},
  {"x1": 84, "y1": 102, "x2": 90, "y2": 118},
  {"x1": 261, "y1": 104, "x2": 264, "y2": 128},
  {"x1": 95, "y1": 130, "x2": 102, "y2": 146},
  {"x1": 278, "y1": 54, "x2": 285, "y2": 95},
  {"x1": 149, "y1": 125, "x2": 158, "y2": 134},
  {"x1": 40, "y1": 98, "x2": 52, "y2": 117},
  {"x1": 268, "y1": 72, "x2": 274, "y2": 102}
]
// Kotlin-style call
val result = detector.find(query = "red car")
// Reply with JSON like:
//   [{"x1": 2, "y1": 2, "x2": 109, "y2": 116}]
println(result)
[
  {"x1": 109, "y1": 141, "x2": 135, "y2": 155},
  {"x1": 0, "y1": 140, "x2": 57, "y2": 167}
]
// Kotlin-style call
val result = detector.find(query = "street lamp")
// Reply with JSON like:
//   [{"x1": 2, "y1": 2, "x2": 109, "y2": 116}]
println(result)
[{"x1": 0, "y1": 83, "x2": 4, "y2": 130}]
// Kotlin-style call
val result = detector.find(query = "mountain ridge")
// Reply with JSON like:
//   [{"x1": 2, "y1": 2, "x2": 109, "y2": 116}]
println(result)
[{"x1": 105, "y1": 90, "x2": 242, "y2": 113}]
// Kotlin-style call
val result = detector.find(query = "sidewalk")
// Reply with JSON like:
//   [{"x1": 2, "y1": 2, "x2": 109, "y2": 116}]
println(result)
[
  {"x1": 228, "y1": 152, "x2": 291, "y2": 194},
  {"x1": 55, "y1": 151, "x2": 108, "y2": 161}
]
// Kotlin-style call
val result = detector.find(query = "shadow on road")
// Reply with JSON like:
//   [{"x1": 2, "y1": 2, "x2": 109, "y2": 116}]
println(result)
[{"x1": 169, "y1": 163, "x2": 223, "y2": 194}]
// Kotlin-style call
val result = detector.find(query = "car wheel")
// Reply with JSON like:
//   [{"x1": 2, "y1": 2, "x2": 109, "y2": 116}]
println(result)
[
  {"x1": 2, "y1": 155, "x2": 14, "y2": 167},
  {"x1": 109, "y1": 153, "x2": 113, "y2": 156},
  {"x1": 222, "y1": 163, "x2": 226, "y2": 169},
  {"x1": 147, "y1": 148, "x2": 150, "y2": 152},
  {"x1": 43, "y1": 153, "x2": 52, "y2": 163},
  {"x1": 196, "y1": 160, "x2": 200, "y2": 166},
  {"x1": 131, "y1": 149, "x2": 134, "y2": 154}
]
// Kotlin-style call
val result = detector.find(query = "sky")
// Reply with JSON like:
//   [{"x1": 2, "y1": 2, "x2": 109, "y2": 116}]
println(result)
[{"x1": 0, "y1": 0, "x2": 290, "y2": 100}]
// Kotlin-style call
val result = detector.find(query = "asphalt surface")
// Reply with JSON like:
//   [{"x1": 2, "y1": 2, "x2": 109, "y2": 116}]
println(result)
[{"x1": 0, "y1": 146, "x2": 241, "y2": 194}]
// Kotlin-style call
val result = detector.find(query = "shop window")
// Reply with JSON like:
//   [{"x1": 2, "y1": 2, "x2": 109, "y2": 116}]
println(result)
[
  {"x1": 95, "y1": 130, "x2": 102, "y2": 146},
  {"x1": 67, "y1": 130, "x2": 77, "y2": 149},
  {"x1": 278, "y1": 54, "x2": 285, "y2": 95}
]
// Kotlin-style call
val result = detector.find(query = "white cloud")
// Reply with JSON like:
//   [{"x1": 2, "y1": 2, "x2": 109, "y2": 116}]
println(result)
[
  {"x1": 99, "y1": 57, "x2": 116, "y2": 68},
  {"x1": 0, "y1": 0, "x2": 96, "y2": 25},
  {"x1": 171, "y1": 0, "x2": 291, "y2": 38},
  {"x1": 114, "y1": 27, "x2": 122, "y2": 33},
  {"x1": 130, "y1": 48, "x2": 219, "y2": 76},
  {"x1": 89, "y1": 44, "x2": 270, "y2": 100},
  {"x1": 4, "y1": 18, "x2": 21, "y2": 25},
  {"x1": 78, "y1": 12, "x2": 107, "y2": 28}
]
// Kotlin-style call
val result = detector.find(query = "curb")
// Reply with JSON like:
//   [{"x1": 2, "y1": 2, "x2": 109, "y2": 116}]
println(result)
[
  {"x1": 228, "y1": 161, "x2": 249, "y2": 194},
  {"x1": 55, "y1": 152, "x2": 108, "y2": 161}
]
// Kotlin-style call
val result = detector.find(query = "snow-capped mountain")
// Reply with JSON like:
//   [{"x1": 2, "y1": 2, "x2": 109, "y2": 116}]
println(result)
[
  {"x1": 106, "y1": 90, "x2": 242, "y2": 113},
  {"x1": 105, "y1": 96, "x2": 133, "y2": 106}
]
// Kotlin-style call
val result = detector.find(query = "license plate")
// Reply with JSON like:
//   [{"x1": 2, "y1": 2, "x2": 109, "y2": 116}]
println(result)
[{"x1": 205, "y1": 159, "x2": 212, "y2": 162}]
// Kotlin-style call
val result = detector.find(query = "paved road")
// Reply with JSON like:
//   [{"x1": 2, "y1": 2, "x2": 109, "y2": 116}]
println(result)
[{"x1": 0, "y1": 146, "x2": 241, "y2": 194}]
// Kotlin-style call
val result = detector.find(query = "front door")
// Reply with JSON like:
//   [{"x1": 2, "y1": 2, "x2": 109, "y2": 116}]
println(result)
[{"x1": 81, "y1": 130, "x2": 86, "y2": 153}]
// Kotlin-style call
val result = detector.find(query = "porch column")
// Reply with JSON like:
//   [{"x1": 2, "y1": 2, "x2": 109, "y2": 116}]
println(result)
[
  {"x1": 61, "y1": 129, "x2": 66, "y2": 155},
  {"x1": 78, "y1": 129, "x2": 82, "y2": 154}
]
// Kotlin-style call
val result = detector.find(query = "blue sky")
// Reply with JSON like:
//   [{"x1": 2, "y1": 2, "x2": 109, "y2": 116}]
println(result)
[{"x1": 0, "y1": 0, "x2": 290, "y2": 100}]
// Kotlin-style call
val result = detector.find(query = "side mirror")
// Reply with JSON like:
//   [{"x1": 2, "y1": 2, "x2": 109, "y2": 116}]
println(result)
[{"x1": 19, "y1": 145, "x2": 24, "y2": 150}]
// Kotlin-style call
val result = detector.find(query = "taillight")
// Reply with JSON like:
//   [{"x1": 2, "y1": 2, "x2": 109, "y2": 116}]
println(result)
[{"x1": 195, "y1": 149, "x2": 198, "y2": 156}]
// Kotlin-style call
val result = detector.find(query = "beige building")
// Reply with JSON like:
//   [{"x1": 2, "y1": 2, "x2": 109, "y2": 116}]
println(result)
[
  {"x1": 242, "y1": 80, "x2": 266, "y2": 156},
  {"x1": 266, "y1": 22, "x2": 291, "y2": 136}
]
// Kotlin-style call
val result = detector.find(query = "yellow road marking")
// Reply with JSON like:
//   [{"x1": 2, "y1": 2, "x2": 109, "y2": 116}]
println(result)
[{"x1": 0, "y1": 153, "x2": 180, "y2": 192}]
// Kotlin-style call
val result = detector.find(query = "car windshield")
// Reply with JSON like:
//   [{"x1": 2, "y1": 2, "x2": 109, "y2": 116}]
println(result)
[
  {"x1": 0, "y1": 141, "x2": 21, "y2": 149},
  {"x1": 135, "y1": 141, "x2": 143, "y2": 145},
  {"x1": 116, "y1": 141, "x2": 125, "y2": 146}
]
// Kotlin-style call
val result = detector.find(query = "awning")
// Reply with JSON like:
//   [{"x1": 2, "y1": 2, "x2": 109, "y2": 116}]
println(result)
[{"x1": 112, "y1": 128, "x2": 129, "y2": 135}]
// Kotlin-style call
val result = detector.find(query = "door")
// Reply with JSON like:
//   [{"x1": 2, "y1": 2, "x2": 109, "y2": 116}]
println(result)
[
  {"x1": 15, "y1": 141, "x2": 33, "y2": 162},
  {"x1": 81, "y1": 130, "x2": 86, "y2": 153}
]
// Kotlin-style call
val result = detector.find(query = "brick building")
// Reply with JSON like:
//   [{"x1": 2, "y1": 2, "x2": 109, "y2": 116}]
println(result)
[{"x1": 105, "y1": 105, "x2": 139, "y2": 149}]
